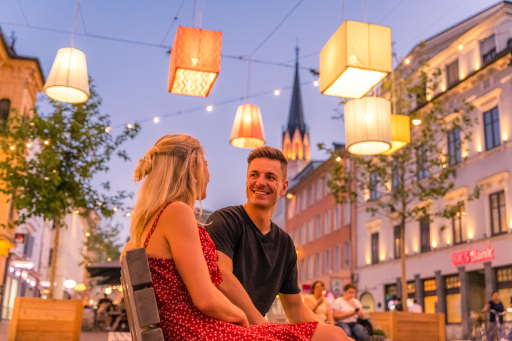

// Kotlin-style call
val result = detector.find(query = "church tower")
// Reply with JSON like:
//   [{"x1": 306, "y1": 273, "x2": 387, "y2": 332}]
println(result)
[{"x1": 282, "y1": 47, "x2": 310, "y2": 179}]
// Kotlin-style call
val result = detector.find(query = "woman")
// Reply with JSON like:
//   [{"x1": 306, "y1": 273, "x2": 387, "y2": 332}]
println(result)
[
  {"x1": 482, "y1": 291, "x2": 505, "y2": 341},
  {"x1": 304, "y1": 281, "x2": 334, "y2": 325},
  {"x1": 332, "y1": 283, "x2": 369, "y2": 341},
  {"x1": 122, "y1": 134, "x2": 348, "y2": 341}
]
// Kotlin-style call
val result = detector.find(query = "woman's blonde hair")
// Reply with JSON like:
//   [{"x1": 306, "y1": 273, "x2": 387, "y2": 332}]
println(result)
[{"x1": 130, "y1": 134, "x2": 205, "y2": 247}]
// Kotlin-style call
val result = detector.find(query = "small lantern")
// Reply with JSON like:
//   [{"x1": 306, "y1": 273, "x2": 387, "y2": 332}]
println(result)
[
  {"x1": 230, "y1": 104, "x2": 265, "y2": 149},
  {"x1": 43, "y1": 48, "x2": 90, "y2": 103},
  {"x1": 320, "y1": 21, "x2": 392, "y2": 99},
  {"x1": 168, "y1": 26, "x2": 222, "y2": 97},
  {"x1": 382, "y1": 114, "x2": 410, "y2": 155},
  {"x1": 345, "y1": 97, "x2": 391, "y2": 155}
]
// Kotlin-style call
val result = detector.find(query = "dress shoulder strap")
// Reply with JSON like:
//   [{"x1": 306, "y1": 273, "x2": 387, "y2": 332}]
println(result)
[{"x1": 143, "y1": 201, "x2": 174, "y2": 248}]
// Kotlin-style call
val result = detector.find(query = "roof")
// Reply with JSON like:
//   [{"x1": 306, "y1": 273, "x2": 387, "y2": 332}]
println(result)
[
  {"x1": 288, "y1": 160, "x2": 324, "y2": 190},
  {"x1": 285, "y1": 47, "x2": 307, "y2": 139},
  {"x1": 0, "y1": 25, "x2": 45, "y2": 82}
]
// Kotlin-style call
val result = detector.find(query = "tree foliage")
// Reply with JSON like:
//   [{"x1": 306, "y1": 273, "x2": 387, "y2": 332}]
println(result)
[
  {"x1": 82, "y1": 220, "x2": 124, "y2": 266},
  {"x1": 0, "y1": 81, "x2": 140, "y2": 227}
]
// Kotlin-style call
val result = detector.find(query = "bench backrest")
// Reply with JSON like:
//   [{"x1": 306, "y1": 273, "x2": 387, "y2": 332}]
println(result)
[{"x1": 120, "y1": 248, "x2": 164, "y2": 341}]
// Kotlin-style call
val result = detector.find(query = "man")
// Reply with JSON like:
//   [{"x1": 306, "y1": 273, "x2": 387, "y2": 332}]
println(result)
[
  {"x1": 409, "y1": 299, "x2": 423, "y2": 313},
  {"x1": 206, "y1": 146, "x2": 320, "y2": 325},
  {"x1": 332, "y1": 284, "x2": 369, "y2": 341}
]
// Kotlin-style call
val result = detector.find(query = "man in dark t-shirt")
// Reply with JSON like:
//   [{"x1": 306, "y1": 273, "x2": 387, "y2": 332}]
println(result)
[{"x1": 206, "y1": 146, "x2": 319, "y2": 325}]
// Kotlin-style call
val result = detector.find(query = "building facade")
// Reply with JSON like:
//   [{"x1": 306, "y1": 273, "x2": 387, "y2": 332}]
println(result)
[{"x1": 355, "y1": 2, "x2": 512, "y2": 339}]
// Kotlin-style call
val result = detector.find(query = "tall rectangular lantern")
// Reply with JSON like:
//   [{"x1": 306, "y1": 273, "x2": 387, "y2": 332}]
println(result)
[
  {"x1": 320, "y1": 21, "x2": 391, "y2": 99},
  {"x1": 168, "y1": 26, "x2": 222, "y2": 97}
]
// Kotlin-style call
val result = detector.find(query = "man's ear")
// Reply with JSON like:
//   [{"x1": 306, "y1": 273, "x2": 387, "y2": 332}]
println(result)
[{"x1": 279, "y1": 179, "x2": 289, "y2": 196}]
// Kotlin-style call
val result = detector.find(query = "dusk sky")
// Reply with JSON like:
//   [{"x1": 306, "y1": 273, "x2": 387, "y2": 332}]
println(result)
[{"x1": 0, "y1": 0, "x2": 500, "y2": 235}]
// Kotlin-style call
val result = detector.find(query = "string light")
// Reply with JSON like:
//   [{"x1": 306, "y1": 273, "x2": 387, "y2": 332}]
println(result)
[
  {"x1": 105, "y1": 127, "x2": 111, "y2": 133},
  {"x1": 126, "y1": 212, "x2": 131, "y2": 217},
  {"x1": 412, "y1": 119, "x2": 421, "y2": 126},
  {"x1": 313, "y1": 80, "x2": 319, "y2": 87},
  {"x1": 9, "y1": 146, "x2": 14, "y2": 150},
  {"x1": 274, "y1": 89, "x2": 280, "y2": 96},
  {"x1": 44, "y1": 140, "x2": 50, "y2": 145},
  {"x1": 26, "y1": 142, "x2": 32, "y2": 148},
  {"x1": 153, "y1": 117, "x2": 160, "y2": 123},
  {"x1": 458, "y1": 44, "x2": 463, "y2": 50},
  {"x1": 206, "y1": 105, "x2": 213, "y2": 112},
  {"x1": 126, "y1": 123, "x2": 133, "y2": 129},
  {"x1": 113, "y1": 207, "x2": 118, "y2": 212},
  {"x1": 85, "y1": 232, "x2": 90, "y2": 237},
  {"x1": 405, "y1": 58, "x2": 411, "y2": 65}
]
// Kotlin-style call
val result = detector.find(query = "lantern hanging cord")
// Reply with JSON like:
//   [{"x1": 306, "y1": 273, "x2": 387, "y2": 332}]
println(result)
[
  {"x1": 249, "y1": 0, "x2": 305, "y2": 56},
  {"x1": 16, "y1": 0, "x2": 29, "y2": 27},
  {"x1": 159, "y1": 0, "x2": 187, "y2": 46},
  {"x1": 71, "y1": 0, "x2": 81, "y2": 48}
]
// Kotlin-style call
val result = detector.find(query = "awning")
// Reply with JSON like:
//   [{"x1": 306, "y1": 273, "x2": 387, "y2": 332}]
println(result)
[{"x1": 86, "y1": 260, "x2": 121, "y2": 285}]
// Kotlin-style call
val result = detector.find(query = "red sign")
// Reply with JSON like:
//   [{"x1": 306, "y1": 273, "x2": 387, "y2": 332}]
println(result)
[{"x1": 452, "y1": 245, "x2": 494, "y2": 266}]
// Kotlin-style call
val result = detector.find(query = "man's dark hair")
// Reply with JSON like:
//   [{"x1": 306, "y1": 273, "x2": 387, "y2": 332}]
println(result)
[
  {"x1": 343, "y1": 283, "x2": 356, "y2": 292},
  {"x1": 247, "y1": 146, "x2": 288, "y2": 179}
]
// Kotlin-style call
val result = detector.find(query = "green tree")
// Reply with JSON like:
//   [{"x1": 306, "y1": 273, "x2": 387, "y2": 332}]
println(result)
[
  {"x1": 82, "y1": 220, "x2": 123, "y2": 266},
  {"x1": 324, "y1": 57, "x2": 479, "y2": 312},
  {"x1": 0, "y1": 81, "x2": 140, "y2": 297}
]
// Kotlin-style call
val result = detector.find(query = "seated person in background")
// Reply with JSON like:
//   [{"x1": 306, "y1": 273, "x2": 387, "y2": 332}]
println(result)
[
  {"x1": 122, "y1": 135, "x2": 349, "y2": 341},
  {"x1": 304, "y1": 281, "x2": 334, "y2": 325},
  {"x1": 332, "y1": 284, "x2": 369, "y2": 341},
  {"x1": 408, "y1": 299, "x2": 423, "y2": 313}
]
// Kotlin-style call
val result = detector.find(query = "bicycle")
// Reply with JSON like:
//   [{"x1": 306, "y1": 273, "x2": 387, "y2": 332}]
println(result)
[
  {"x1": 470, "y1": 311, "x2": 486, "y2": 341},
  {"x1": 485, "y1": 309, "x2": 506, "y2": 341}
]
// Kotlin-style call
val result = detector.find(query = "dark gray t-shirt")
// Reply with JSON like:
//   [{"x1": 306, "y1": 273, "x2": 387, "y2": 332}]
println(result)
[{"x1": 205, "y1": 205, "x2": 300, "y2": 316}]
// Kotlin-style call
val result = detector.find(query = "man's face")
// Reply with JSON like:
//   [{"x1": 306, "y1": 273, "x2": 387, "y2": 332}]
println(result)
[{"x1": 246, "y1": 158, "x2": 288, "y2": 210}]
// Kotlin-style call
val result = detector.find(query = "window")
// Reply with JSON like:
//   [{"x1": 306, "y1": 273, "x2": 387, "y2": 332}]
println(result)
[
  {"x1": 325, "y1": 210, "x2": 332, "y2": 234},
  {"x1": 416, "y1": 146, "x2": 429, "y2": 180},
  {"x1": 446, "y1": 59, "x2": 459, "y2": 87},
  {"x1": 316, "y1": 215, "x2": 323, "y2": 238},
  {"x1": 392, "y1": 160, "x2": 401, "y2": 191},
  {"x1": 344, "y1": 241, "x2": 351, "y2": 268},
  {"x1": 420, "y1": 216, "x2": 431, "y2": 253},
  {"x1": 308, "y1": 184, "x2": 314, "y2": 205},
  {"x1": 301, "y1": 224, "x2": 307, "y2": 244},
  {"x1": 48, "y1": 248, "x2": 53, "y2": 266},
  {"x1": 393, "y1": 225, "x2": 402, "y2": 259},
  {"x1": 308, "y1": 255, "x2": 314, "y2": 279},
  {"x1": 294, "y1": 229, "x2": 301, "y2": 246},
  {"x1": 0, "y1": 98, "x2": 10, "y2": 126},
  {"x1": 452, "y1": 202, "x2": 466, "y2": 244},
  {"x1": 490, "y1": 190, "x2": 507, "y2": 235},
  {"x1": 371, "y1": 232, "x2": 379, "y2": 264},
  {"x1": 316, "y1": 178, "x2": 323, "y2": 200},
  {"x1": 447, "y1": 128, "x2": 462, "y2": 165},
  {"x1": 23, "y1": 234, "x2": 34, "y2": 258},
  {"x1": 335, "y1": 205, "x2": 341, "y2": 231},
  {"x1": 480, "y1": 34, "x2": 496, "y2": 64},
  {"x1": 315, "y1": 253, "x2": 322, "y2": 277},
  {"x1": 333, "y1": 245, "x2": 341, "y2": 272},
  {"x1": 295, "y1": 193, "x2": 301, "y2": 214},
  {"x1": 344, "y1": 202, "x2": 351, "y2": 226},
  {"x1": 484, "y1": 107, "x2": 501, "y2": 150},
  {"x1": 370, "y1": 172, "x2": 379, "y2": 200},
  {"x1": 325, "y1": 249, "x2": 331, "y2": 274},
  {"x1": 301, "y1": 191, "x2": 307, "y2": 211},
  {"x1": 308, "y1": 220, "x2": 314, "y2": 242},
  {"x1": 324, "y1": 173, "x2": 331, "y2": 195}
]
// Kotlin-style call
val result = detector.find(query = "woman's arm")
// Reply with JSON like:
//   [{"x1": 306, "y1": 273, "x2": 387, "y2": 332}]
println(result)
[{"x1": 160, "y1": 202, "x2": 248, "y2": 326}]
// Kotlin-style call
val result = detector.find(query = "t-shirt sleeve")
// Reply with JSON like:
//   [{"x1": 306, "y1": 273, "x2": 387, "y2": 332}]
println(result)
[
  {"x1": 205, "y1": 209, "x2": 240, "y2": 260},
  {"x1": 278, "y1": 237, "x2": 300, "y2": 294}
]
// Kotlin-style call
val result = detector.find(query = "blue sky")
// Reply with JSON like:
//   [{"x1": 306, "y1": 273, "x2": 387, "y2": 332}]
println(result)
[{"x1": 0, "y1": 0, "x2": 500, "y2": 234}]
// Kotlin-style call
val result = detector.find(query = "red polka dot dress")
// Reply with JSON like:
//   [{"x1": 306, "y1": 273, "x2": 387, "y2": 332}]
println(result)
[{"x1": 144, "y1": 202, "x2": 318, "y2": 341}]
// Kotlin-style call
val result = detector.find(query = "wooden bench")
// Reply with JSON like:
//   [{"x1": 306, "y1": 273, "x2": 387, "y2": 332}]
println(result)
[{"x1": 120, "y1": 248, "x2": 164, "y2": 341}]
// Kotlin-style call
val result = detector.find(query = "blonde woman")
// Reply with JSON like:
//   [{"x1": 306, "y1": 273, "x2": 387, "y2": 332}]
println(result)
[{"x1": 122, "y1": 134, "x2": 349, "y2": 341}]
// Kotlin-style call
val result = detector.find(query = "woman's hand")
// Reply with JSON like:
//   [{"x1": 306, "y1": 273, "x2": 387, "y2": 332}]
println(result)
[{"x1": 233, "y1": 306, "x2": 249, "y2": 327}]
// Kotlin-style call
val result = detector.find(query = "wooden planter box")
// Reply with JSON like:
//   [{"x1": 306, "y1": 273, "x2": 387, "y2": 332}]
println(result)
[
  {"x1": 370, "y1": 311, "x2": 445, "y2": 341},
  {"x1": 8, "y1": 297, "x2": 83, "y2": 341}
]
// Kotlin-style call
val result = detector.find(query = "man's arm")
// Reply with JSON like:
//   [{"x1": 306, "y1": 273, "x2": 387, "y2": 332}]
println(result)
[
  {"x1": 333, "y1": 307, "x2": 358, "y2": 321},
  {"x1": 215, "y1": 251, "x2": 268, "y2": 325},
  {"x1": 280, "y1": 293, "x2": 321, "y2": 323}
]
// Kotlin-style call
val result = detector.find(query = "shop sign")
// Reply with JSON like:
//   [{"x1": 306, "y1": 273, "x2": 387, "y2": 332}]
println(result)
[
  {"x1": 452, "y1": 245, "x2": 494, "y2": 266},
  {"x1": 14, "y1": 233, "x2": 25, "y2": 244},
  {"x1": 11, "y1": 260, "x2": 34, "y2": 269}
]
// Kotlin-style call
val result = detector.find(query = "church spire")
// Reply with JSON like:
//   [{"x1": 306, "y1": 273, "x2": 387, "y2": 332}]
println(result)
[{"x1": 282, "y1": 46, "x2": 310, "y2": 179}]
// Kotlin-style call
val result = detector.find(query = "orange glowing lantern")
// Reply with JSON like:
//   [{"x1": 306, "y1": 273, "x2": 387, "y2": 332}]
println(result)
[
  {"x1": 230, "y1": 104, "x2": 265, "y2": 149},
  {"x1": 168, "y1": 26, "x2": 222, "y2": 97}
]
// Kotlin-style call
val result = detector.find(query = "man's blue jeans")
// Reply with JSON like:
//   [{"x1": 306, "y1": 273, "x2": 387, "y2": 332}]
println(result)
[{"x1": 335, "y1": 322, "x2": 369, "y2": 341}]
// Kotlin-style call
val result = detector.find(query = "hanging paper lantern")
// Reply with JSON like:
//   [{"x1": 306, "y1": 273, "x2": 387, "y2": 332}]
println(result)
[
  {"x1": 345, "y1": 97, "x2": 391, "y2": 155},
  {"x1": 168, "y1": 26, "x2": 222, "y2": 97},
  {"x1": 320, "y1": 21, "x2": 392, "y2": 99},
  {"x1": 382, "y1": 114, "x2": 410, "y2": 155},
  {"x1": 230, "y1": 104, "x2": 265, "y2": 149},
  {"x1": 43, "y1": 48, "x2": 90, "y2": 103}
]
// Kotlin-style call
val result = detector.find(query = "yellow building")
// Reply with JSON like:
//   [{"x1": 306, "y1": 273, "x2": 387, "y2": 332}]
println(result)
[{"x1": 0, "y1": 27, "x2": 44, "y2": 295}]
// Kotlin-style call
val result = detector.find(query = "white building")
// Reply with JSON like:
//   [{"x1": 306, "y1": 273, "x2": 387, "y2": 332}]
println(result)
[{"x1": 355, "y1": 2, "x2": 512, "y2": 340}]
